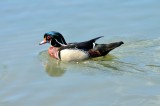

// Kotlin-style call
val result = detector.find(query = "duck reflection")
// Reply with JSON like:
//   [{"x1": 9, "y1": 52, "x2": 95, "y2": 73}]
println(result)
[
  {"x1": 39, "y1": 50, "x2": 66, "y2": 77},
  {"x1": 39, "y1": 50, "x2": 128, "y2": 77},
  {"x1": 44, "y1": 60, "x2": 66, "y2": 77}
]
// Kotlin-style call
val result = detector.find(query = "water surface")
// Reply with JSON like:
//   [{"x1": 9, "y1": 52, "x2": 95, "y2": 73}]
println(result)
[{"x1": 0, "y1": 0, "x2": 160, "y2": 106}]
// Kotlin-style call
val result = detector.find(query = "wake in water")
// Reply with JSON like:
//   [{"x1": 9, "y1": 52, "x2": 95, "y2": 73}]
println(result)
[{"x1": 39, "y1": 37, "x2": 160, "y2": 77}]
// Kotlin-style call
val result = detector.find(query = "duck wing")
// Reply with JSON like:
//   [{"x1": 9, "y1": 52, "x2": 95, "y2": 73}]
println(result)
[
  {"x1": 59, "y1": 36, "x2": 103, "y2": 50},
  {"x1": 65, "y1": 36, "x2": 104, "y2": 50}
]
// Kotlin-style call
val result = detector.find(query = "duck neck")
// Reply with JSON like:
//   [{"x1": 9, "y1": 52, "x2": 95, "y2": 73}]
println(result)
[{"x1": 51, "y1": 35, "x2": 67, "y2": 47}]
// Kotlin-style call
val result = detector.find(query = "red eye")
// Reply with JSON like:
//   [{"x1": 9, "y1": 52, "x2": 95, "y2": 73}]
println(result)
[{"x1": 47, "y1": 36, "x2": 51, "y2": 40}]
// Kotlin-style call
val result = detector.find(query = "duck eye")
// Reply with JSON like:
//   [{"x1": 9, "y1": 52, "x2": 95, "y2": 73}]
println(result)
[{"x1": 47, "y1": 36, "x2": 51, "y2": 40}]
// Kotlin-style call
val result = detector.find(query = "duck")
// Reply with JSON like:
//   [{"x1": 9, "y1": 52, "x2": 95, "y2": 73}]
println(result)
[{"x1": 39, "y1": 31, "x2": 124, "y2": 62}]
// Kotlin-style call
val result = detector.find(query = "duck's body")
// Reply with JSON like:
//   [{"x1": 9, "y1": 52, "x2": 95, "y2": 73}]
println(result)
[
  {"x1": 40, "y1": 31, "x2": 124, "y2": 62},
  {"x1": 48, "y1": 47, "x2": 89, "y2": 61}
]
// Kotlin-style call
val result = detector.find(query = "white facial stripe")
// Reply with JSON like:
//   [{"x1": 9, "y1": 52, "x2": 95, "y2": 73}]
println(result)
[{"x1": 55, "y1": 39, "x2": 67, "y2": 46}]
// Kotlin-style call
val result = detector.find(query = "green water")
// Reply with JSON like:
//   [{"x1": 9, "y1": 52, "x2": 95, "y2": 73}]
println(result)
[{"x1": 0, "y1": 0, "x2": 160, "y2": 106}]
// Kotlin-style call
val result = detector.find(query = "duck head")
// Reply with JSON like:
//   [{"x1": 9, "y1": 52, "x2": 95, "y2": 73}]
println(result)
[{"x1": 39, "y1": 31, "x2": 67, "y2": 47}]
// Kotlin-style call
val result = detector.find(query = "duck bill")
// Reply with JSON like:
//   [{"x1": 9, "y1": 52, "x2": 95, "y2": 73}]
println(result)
[{"x1": 39, "y1": 39, "x2": 47, "y2": 45}]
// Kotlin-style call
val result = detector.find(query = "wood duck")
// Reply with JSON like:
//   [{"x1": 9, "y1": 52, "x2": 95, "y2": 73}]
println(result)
[{"x1": 39, "y1": 31, "x2": 124, "y2": 62}]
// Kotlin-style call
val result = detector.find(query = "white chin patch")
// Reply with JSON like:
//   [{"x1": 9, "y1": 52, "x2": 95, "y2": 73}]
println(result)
[{"x1": 49, "y1": 40, "x2": 52, "y2": 44}]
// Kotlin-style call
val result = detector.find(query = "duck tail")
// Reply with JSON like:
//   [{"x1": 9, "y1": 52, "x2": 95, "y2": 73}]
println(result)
[{"x1": 89, "y1": 41, "x2": 124, "y2": 57}]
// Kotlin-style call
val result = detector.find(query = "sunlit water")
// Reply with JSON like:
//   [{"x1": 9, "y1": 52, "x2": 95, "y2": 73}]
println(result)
[{"x1": 0, "y1": 0, "x2": 160, "y2": 106}]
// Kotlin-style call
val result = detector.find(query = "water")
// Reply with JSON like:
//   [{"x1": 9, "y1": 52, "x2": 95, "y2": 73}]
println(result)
[{"x1": 0, "y1": 0, "x2": 160, "y2": 106}]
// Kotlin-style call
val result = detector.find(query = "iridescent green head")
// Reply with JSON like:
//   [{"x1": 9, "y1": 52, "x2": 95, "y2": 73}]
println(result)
[{"x1": 39, "y1": 31, "x2": 67, "y2": 47}]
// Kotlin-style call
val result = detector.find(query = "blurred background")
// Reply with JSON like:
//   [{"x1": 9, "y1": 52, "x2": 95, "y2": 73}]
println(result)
[{"x1": 0, "y1": 0, "x2": 160, "y2": 106}]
